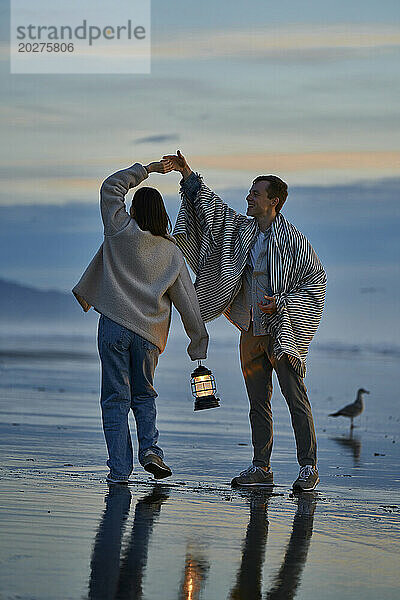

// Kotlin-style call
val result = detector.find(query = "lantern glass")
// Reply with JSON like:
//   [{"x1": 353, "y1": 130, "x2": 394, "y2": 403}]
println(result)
[
  {"x1": 192, "y1": 374, "x2": 215, "y2": 398},
  {"x1": 190, "y1": 364, "x2": 220, "y2": 411}
]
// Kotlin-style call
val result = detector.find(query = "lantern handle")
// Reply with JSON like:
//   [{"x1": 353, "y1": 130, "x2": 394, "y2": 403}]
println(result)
[{"x1": 197, "y1": 359, "x2": 202, "y2": 367}]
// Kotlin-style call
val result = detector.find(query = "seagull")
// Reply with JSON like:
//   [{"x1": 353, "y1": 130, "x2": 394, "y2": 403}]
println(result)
[{"x1": 329, "y1": 388, "x2": 370, "y2": 428}]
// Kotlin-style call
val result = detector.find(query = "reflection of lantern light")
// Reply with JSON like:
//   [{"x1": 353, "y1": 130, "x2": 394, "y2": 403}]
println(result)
[
  {"x1": 180, "y1": 553, "x2": 209, "y2": 600},
  {"x1": 187, "y1": 573, "x2": 193, "y2": 600},
  {"x1": 190, "y1": 362, "x2": 220, "y2": 411}
]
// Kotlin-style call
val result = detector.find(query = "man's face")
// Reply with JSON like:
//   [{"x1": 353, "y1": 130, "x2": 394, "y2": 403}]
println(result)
[{"x1": 246, "y1": 181, "x2": 275, "y2": 218}]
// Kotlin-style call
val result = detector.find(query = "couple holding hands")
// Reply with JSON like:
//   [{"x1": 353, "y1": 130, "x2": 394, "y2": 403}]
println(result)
[{"x1": 73, "y1": 151, "x2": 326, "y2": 492}]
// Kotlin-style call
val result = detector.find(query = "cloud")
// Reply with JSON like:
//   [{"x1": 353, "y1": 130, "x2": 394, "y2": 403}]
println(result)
[
  {"x1": 134, "y1": 134, "x2": 180, "y2": 144},
  {"x1": 186, "y1": 150, "x2": 400, "y2": 173},
  {"x1": 0, "y1": 102, "x2": 81, "y2": 127},
  {"x1": 153, "y1": 24, "x2": 400, "y2": 62},
  {"x1": 0, "y1": 166, "x2": 184, "y2": 205},
  {"x1": 0, "y1": 176, "x2": 100, "y2": 206},
  {"x1": 1, "y1": 152, "x2": 400, "y2": 206},
  {"x1": 359, "y1": 287, "x2": 385, "y2": 294}
]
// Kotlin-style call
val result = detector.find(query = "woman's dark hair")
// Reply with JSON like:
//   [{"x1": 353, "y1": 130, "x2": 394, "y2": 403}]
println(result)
[{"x1": 130, "y1": 187, "x2": 172, "y2": 238}]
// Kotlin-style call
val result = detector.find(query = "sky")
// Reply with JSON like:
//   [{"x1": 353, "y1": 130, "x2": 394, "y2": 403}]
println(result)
[
  {"x1": 0, "y1": 0, "x2": 399, "y2": 204},
  {"x1": 0, "y1": 0, "x2": 399, "y2": 346}
]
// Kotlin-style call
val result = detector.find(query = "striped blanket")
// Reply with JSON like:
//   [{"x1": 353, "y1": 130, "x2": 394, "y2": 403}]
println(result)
[{"x1": 173, "y1": 175, "x2": 327, "y2": 376}]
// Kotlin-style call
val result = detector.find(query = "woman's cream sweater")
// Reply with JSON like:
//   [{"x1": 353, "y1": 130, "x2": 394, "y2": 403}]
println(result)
[{"x1": 72, "y1": 163, "x2": 208, "y2": 360}]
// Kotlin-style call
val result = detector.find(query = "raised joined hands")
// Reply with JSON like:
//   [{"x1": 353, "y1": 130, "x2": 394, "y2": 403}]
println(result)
[
  {"x1": 144, "y1": 160, "x2": 173, "y2": 174},
  {"x1": 162, "y1": 150, "x2": 192, "y2": 179}
]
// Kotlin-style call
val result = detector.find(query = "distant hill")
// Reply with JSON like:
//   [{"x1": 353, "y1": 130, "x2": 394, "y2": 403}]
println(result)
[{"x1": 0, "y1": 278, "x2": 95, "y2": 323}]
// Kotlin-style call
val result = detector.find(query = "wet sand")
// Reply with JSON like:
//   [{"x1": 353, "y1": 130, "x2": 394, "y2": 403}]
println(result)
[{"x1": 0, "y1": 323, "x2": 399, "y2": 599}]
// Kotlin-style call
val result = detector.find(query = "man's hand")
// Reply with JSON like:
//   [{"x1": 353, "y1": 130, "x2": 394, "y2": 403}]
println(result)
[
  {"x1": 257, "y1": 295, "x2": 277, "y2": 315},
  {"x1": 162, "y1": 150, "x2": 192, "y2": 179},
  {"x1": 144, "y1": 159, "x2": 173, "y2": 174}
]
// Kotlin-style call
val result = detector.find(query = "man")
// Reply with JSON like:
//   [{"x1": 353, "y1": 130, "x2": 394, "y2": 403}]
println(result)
[{"x1": 163, "y1": 151, "x2": 327, "y2": 491}]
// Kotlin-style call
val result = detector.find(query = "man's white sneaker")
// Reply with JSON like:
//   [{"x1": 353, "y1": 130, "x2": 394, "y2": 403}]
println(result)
[
  {"x1": 292, "y1": 465, "x2": 319, "y2": 491},
  {"x1": 231, "y1": 465, "x2": 274, "y2": 487}
]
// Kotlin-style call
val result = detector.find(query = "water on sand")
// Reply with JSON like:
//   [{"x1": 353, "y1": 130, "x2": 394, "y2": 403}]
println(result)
[{"x1": 0, "y1": 325, "x2": 399, "y2": 599}]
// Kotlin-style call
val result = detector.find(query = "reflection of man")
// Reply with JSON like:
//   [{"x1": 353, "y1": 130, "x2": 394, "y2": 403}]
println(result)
[
  {"x1": 164, "y1": 151, "x2": 326, "y2": 491},
  {"x1": 229, "y1": 490, "x2": 270, "y2": 600},
  {"x1": 266, "y1": 494, "x2": 316, "y2": 600},
  {"x1": 229, "y1": 490, "x2": 316, "y2": 600}
]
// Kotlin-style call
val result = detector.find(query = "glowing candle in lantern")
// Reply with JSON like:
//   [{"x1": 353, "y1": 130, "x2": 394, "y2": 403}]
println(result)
[{"x1": 190, "y1": 362, "x2": 220, "y2": 411}]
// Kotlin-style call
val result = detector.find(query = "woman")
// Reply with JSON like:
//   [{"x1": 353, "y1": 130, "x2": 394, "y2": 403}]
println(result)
[{"x1": 73, "y1": 160, "x2": 208, "y2": 483}]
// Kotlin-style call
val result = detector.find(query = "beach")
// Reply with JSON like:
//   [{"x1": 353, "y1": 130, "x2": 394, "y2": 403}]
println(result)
[
  {"x1": 0, "y1": 318, "x2": 399, "y2": 600},
  {"x1": 2, "y1": 0, "x2": 400, "y2": 596}
]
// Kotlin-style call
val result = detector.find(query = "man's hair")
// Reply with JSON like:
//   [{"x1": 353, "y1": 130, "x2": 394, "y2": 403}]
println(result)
[
  {"x1": 253, "y1": 175, "x2": 288, "y2": 213},
  {"x1": 130, "y1": 187, "x2": 172, "y2": 238}
]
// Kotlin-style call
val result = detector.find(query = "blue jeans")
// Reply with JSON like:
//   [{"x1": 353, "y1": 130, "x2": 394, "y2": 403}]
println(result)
[{"x1": 97, "y1": 314, "x2": 163, "y2": 479}]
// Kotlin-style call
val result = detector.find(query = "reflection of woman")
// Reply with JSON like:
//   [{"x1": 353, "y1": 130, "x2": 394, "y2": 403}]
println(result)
[
  {"x1": 88, "y1": 485, "x2": 169, "y2": 599},
  {"x1": 73, "y1": 161, "x2": 208, "y2": 483}
]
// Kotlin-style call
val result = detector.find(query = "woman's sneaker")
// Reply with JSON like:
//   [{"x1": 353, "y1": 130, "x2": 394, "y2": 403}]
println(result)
[
  {"x1": 292, "y1": 465, "x2": 319, "y2": 491},
  {"x1": 142, "y1": 451, "x2": 172, "y2": 479},
  {"x1": 231, "y1": 465, "x2": 274, "y2": 487}
]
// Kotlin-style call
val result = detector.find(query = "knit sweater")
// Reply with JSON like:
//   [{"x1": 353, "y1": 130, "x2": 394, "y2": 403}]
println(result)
[{"x1": 72, "y1": 163, "x2": 208, "y2": 360}]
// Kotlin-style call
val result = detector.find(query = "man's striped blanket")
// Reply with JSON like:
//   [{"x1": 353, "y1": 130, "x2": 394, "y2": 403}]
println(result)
[{"x1": 173, "y1": 175, "x2": 327, "y2": 377}]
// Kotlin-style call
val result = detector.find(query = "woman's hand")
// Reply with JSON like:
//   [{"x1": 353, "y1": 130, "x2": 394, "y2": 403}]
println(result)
[
  {"x1": 144, "y1": 159, "x2": 173, "y2": 174},
  {"x1": 162, "y1": 150, "x2": 192, "y2": 179}
]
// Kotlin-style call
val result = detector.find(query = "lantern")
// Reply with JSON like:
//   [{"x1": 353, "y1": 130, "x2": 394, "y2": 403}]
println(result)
[{"x1": 190, "y1": 362, "x2": 220, "y2": 411}]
